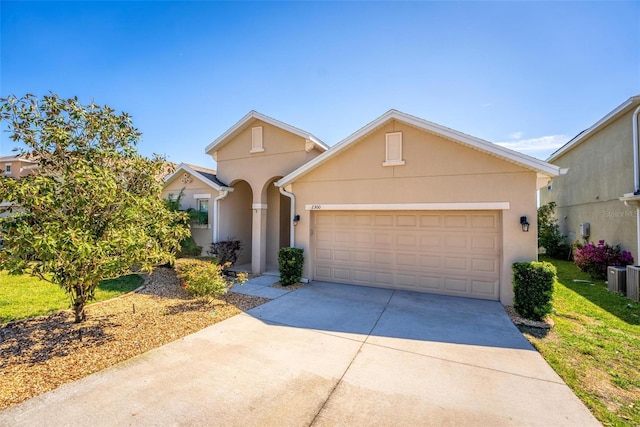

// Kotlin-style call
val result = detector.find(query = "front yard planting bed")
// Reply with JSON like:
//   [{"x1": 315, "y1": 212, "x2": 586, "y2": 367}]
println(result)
[
  {"x1": 520, "y1": 257, "x2": 640, "y2": 425},
  {"x1": 0, "y1": 267, "x2": 269, "y2": 411}
]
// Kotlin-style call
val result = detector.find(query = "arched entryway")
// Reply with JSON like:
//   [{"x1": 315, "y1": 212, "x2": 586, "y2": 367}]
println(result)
[
  {"x1": 219, "y1": 179, "x2": 253, "y2": 267},
  {"x1": 264, "y1": 178, "x2": 291, "y2": 272}
]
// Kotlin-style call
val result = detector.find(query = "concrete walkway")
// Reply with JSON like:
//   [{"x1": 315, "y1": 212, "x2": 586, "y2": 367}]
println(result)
[{"x1": 0, "y1": 279, "x2": 599, "y2": 426}]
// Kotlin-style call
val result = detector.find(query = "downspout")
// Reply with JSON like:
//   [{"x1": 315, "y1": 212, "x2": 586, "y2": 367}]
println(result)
[
  {"x1": 633, "y1": 105, "x2": 640, "y2": 260},
  {"x1": 278, "y1": 185, "x2": 296, "y2": 247},
  {"x1": 213, "y1": 190, "x2": 229, "y2": 244}
]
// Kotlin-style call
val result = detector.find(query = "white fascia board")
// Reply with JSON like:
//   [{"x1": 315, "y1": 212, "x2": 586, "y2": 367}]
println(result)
[
  {"x1": 163, "y1": 163, "x2": 232, "y2": 191},
  {"x1": 204, "y1": 111, "x2": 328, "y2": 155},
  {"x1": 277, "y1": 109, "x2": 560, "y2": 187},
  {"x1": 547, "y1": 95, "x2": 640, "y2": 162},
  {"x1": 304, "y1": 202, "x2": 511, "y2": 211}
]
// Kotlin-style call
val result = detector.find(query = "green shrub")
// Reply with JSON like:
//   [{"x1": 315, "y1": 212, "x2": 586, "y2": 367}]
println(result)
[
  {"x1": 207, "y1": 239, "x2": 243, "y2": 270},
  {"x1": 512, "y1": 261, "x2": 557, "y2": 321},
  {"x1": 175, "y1": 259, "x2": 246, "y2": 298},
  {"x1": 538, "y1": 202, "x2": 571, "y2": 259},
  {"x1": 177, "y1": 235, "x2": 202, "y2": 257},
  {"x1": 278, "y1": 247, "x2": 304, "y2": 286}
]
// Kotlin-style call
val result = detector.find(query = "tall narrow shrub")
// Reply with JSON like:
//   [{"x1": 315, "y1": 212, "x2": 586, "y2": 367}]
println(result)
[
  {"x1": 278, "y1": 247, "x2": 304, "y2": 286},
  {"x1": 512, "y1": 261, "x2": 557, "y2": 321}
]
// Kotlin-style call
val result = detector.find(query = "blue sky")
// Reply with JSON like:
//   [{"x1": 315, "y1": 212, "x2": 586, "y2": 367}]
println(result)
[{"x1": 1, "y1": 1, "x2": 639, "y2": 169}]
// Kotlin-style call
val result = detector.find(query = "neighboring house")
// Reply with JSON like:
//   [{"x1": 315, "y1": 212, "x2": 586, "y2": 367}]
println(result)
[
  {"x1": 163, "y1": 110, "x2": 561, "y2": 305},
  {"x1": 163, "y1": 163, "x2": 231, "y2": 253},
  {"x1": 0, "y1": 155, "x2": 37, "y2": 179},
  {"x1": 540, "y1": 95, "x2": 640, "y2": 259}
]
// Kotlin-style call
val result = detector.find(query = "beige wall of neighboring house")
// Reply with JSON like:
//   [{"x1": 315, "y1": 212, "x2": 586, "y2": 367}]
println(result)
[
  {"x1": 540, "y1": 96, "x2": 640, "y2": 257},
  {"x1": 0, "y1": 156, "x2": 36, "y2": 179}
]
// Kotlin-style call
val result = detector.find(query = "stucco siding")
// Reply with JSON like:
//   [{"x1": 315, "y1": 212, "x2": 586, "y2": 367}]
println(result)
[
  {"x1": 540, "y1": 108, "x2": 636, "y2": 255},
  {"x1": 216, "y1": 119, "x2": 323, "y2": 200},
  {"x1": 161, "y1": 175, "x2": 215, "y2": 254},
  {"x1": 291, "y1": 122, "x2": 539, "y2": 305}
]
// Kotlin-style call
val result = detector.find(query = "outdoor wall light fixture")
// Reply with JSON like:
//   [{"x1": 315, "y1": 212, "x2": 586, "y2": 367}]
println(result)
[
  {"x1": 520, "y1": 216, "x2": 530, "y2": 232},
  {"x1": 293, "y1": 214, "x2": 300, "y2": 226}
]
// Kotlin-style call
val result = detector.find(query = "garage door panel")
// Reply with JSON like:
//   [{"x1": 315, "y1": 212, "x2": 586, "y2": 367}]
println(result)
[
  {"x1": 312, "y1": 210, "x2": 500, "y2": 300},
  {"x1": 420, "y1": 235, "x2": 442, "y2": 248},
  {"x1": 374, "y1": 215, "x2": 394, "y2": 226},
  {"x1": 396, "y1": 253, "x2": 417, "y2": 266},
  {"x1": 471, "y1": 258, "x2": 499, "y2": 274},
  {"x1": 471, "y1": 235, "x2": 498, "y2": 251},
  {"x1": 420, "y1": 254, "x2": 442, "y2": 268},
  {"x1": 444, "y1": 215, "x2": 468, "y2": 228},
  {"x1": 444, "y1": 278, "x2": 468, "y2": 293},
  {"x1": 396, "y1": 234, "x2": 418, "y2": 247},
  {"x1": 444, "y1": 235, "x2": 467, "y2": 249},
  {"x1": 397, "y1": 215, "x2": 418, "y2": 227},
  {"x1": 353, "y1": 270, "x2": 371, "y2": 282},
  {"x1": 471, "y1": 214, "x2": 499, "y2": 229},
  {"x1": 315, "y1": 230, "x2": 333, "y2": 242},
  {"x1": 471, "y1": 280, "x2": 499, "y2": 296}
]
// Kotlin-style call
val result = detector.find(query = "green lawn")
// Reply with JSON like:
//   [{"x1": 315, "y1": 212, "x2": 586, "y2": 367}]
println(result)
[
  {"x1": 0, "y1": 272, "x2": 144, "y2": 323},
  {"x1": 525, "y1": 257, "x2": 640, "y2": 426}
]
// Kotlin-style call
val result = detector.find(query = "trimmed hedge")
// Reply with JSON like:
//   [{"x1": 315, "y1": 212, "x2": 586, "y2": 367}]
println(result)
[
  {"x1": 512, "y1": 261, "x2": 557, "y2": 321},
  {"x1": 278, "y1": 247, "x2": 304, "y2": 286}
]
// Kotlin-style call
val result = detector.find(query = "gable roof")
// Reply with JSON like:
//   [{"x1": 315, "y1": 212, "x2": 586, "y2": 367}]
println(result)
[
  {"x1": 546, "y1": 95, "x2": 640, "y2": 162},
  {"x1": 163, "y1": 163, "x2": 231, "y2": 191},
  {"x1": 204, "y1": 110, "x2": 329, "y2": 156},
  {"x1": 277, "y1": 109, "x2": 561, "y2": 188}
]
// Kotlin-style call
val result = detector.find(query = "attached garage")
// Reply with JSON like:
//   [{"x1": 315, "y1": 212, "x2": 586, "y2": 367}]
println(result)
[
  {"x1": 275, "y1": 109, "x2": 562, "y2": 305},
  {"x1": 311, "y1": 210, "x2": 501, "y2": 300}
]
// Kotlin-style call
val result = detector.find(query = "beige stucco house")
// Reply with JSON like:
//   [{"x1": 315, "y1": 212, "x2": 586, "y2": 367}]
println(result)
[
  {"x1": 0, "y1": 155, "x2": 36, "y2": 179},
  {"x1": 163, "y1": 110, "x2": 561, "y2": 305},
  {"x1": 540, "y1": 95, "x2": 640, "y2": 259}
]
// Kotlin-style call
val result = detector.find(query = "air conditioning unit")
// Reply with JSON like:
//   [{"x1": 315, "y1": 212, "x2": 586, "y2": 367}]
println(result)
[
  {"x1": 626, "y1": 266, "x2": 640, "y2": 302},
  {"x1": 608, "y1": 266, "x2": 627, "y2": 293},
  {"x1": 607, "y1": 266, "x2": 627, "y2": 293}
]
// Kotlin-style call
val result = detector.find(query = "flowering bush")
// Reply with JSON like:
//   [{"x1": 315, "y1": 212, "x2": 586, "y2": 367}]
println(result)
[
  {"x1": 175, "y1": 259, "x2": 247, "y2": 298},
  {"x1": 574, "y1": 240, "x2": 634, "y2": 280}
]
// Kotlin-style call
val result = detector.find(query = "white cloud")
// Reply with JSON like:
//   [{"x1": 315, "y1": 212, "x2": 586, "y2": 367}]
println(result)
[{"x1": 495, "y1": 134, "x2": 571, "y2": 160}]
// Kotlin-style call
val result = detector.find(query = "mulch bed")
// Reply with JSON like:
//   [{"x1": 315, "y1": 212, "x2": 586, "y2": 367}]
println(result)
[
  {"x1": 270, "y1": 281, "x2": 305, "y2": 291},
  {"x1": 0, "y1": 267, "x2": 270, "y2": 411},
  {"x1": 504, "y1": 305, "x2": 554, "y2": 329}
]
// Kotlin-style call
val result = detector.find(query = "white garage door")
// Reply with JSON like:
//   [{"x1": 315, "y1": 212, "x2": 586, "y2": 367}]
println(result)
[{"x1": 312, "y1": 210, "x2": 501, "y2": 300}]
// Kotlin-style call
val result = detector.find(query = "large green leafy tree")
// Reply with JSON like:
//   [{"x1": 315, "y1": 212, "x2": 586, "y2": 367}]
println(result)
[{"x1": 0, "y1": 94, "x2": 189, "y2": 322}]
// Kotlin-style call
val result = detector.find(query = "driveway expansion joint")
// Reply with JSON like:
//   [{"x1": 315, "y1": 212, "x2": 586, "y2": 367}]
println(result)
[{"x1": 308, "y1": 290, "x2": 396, "y2": 426}]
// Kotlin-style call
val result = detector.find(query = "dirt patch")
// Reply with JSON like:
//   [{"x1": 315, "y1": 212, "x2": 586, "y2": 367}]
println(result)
[
  {"x1": 0, "y1": 267, "x2": 270, "y2": 411},
  {"x1": 270, "y1": 281, "x2": 305, "y2": 291}
]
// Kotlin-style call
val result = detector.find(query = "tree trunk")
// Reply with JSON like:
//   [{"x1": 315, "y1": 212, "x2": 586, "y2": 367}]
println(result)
[{"x1": 73, "y1": 297, "x2": 87, "y2": 323}]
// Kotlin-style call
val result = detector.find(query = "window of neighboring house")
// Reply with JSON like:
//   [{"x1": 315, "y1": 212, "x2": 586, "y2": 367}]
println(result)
[
  {"x1": 4, "y1": 164, "x2": 11, "y2": 174},
  {"x1": 250, "y1": 126, "x2": 264, "y2": 153},
  {"x1": 197, "y1": 199, "x2": 209, "y2": 225},
  {"x1": 382, "y1": 132, "x2": 405, "y2": 166}
]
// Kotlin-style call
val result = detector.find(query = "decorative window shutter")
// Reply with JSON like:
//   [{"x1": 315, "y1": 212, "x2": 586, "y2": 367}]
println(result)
[
  {"x1": 251, "y1": 126, "x2": 264, "y2": 153},
  {"x1": 383, "y1": 131, "x2": 405, "y2": 166}
]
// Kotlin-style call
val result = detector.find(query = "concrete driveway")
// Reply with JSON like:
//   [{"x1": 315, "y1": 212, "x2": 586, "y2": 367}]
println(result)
[{"x1": 0, "y1": 281, "x2": 599, "y2": 426}]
